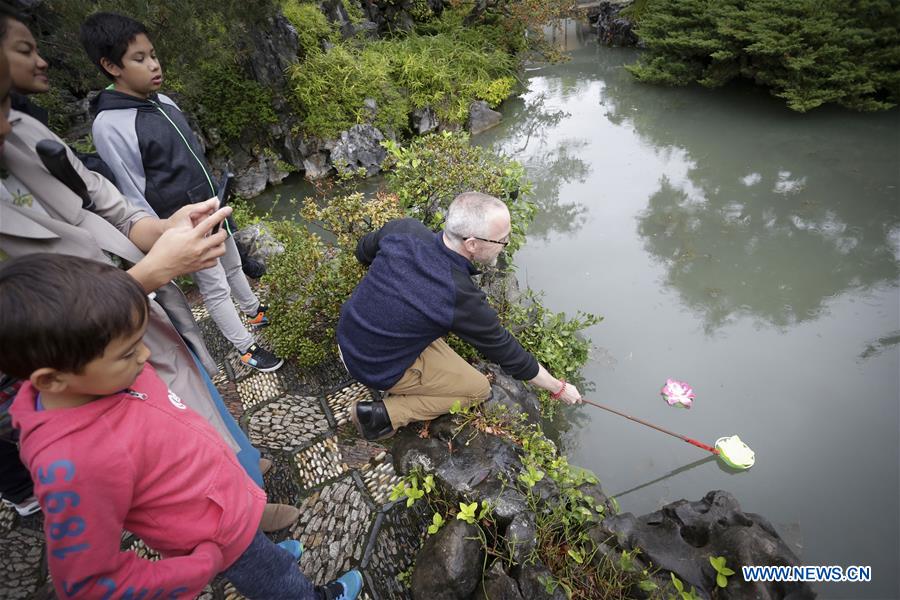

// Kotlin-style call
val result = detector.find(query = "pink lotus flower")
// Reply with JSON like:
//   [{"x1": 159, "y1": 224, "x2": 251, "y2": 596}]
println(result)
[{"x1": 661, "y1": 379, "x2": 695, "y2": 408}]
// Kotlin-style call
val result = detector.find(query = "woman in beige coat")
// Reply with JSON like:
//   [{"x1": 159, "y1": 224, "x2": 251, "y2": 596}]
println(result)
[{"x1": 0, "y1": 50, "x2": 298, "y2": 530}]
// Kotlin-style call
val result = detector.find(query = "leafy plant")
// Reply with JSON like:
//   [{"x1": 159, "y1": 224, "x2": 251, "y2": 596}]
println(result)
[
  {"x1": 709, "y1": 555, "x2": 735, "y2": 588},
  {"x1": 384, "y1": 131, "x2": 535, "y2": 256},
  {"x1": 192, "y1": 61, "x2": 278, "y2": 146},
  {"x1": 261, "y1": 191, "x2": 401, "y2": 364},
  {"x1": 456, "y1": 501, "x2": 480, "y2": 525},
  {"x1": 670, "y1": 573, "x2": 702, "y2": 600},
  {"x1": 281, "y1": 0, "x2": 338, "y2": 58},
  {"x1": 519, "y1": 463, "x2": 545, "y2": 488},
  {"x1": 427, "y1": 512, "x2": 446, "y2": 535},
  {"x1": 288, "y1": 28, "x2": 517, "y2": 138}
]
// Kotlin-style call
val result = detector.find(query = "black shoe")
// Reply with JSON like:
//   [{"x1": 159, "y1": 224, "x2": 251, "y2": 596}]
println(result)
[
  {"x1": 240, "y1": 343, "x2": 284, "y2": 372},
  {"x1": 248, "y1": 304, "x2": 269, "y2": 329},
  {"x1": 350, "y1": 400, "x2": 395, "y2": 441}
]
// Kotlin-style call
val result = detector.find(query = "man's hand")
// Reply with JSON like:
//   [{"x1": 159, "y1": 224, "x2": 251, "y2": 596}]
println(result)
[
  {"x1": 128, "y1": 201, "x2": 231, "y2": 292},
  {"x1": 555, "y1": 382, "x2": 583, "y2": 405},
  {"x1": 529, "y1": 364, "x2": 583, "y2": 405}
]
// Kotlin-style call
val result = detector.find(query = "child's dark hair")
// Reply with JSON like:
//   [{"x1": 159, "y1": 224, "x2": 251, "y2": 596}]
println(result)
[
  {"x1": 79, "y1": 12, "x2": 148, "y2": 81},
  {"x1": 0, "y1": 254, "x2": 149, "y2": 379}
]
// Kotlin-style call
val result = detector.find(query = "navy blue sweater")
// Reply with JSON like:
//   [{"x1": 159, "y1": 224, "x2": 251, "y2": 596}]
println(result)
[{"x1": 337, "y1": 218, "x2": 538, "y2": 390}]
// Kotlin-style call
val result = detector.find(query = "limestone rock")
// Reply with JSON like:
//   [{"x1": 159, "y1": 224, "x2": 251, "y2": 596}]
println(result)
[
  {"x1": 603, "y1": 490, "x2": 816, "y2": 600},
  {"x1": 233, "y1": 223, "x2": 285, "y2": 265},
  {"x1": 588, "y1": 1, "x2": 639, "y2": 47},
  {"x1": 411, "y1": 519, "x2": 484, "y2": 599},
  {"x1": 411, "y1": 107, "x2": 439, "y2": 135},
  {"x1": 242, "y1": 13, "x2": 299, "y2": 91},
  {"x1": 473, "y1": 562, "x2": 524, "y2": 600},
  {"x1": 328, "y1": 124, "x2": 387, "y2": 177},
  {"x1": 467, "y1": 100, "x2": 502, "y2": 135},
  {"x1": 481, "y1": 364, "x2": 542, "y2": 425},
  {"x1": 303, "y1": 152, "x2": 332, "y2": 180},
  {"x1": 513, "y1": 560, "x2": 567, "y2": 600}
]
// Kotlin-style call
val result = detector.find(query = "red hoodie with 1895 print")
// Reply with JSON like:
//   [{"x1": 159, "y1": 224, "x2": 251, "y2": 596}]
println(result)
[{"x1": 11, "y1": 364, "x2": 266, "y2": 599}]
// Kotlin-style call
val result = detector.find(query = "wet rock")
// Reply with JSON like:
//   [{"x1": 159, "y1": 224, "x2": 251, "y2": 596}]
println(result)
[
  {"x1": 327, "y1": 124, "x2": 387, "y2": 177},
  {"x1": 603, "y1": 490, "x2": 816, "y2": 600},
  {"x1": 411, "y1": 519, "x2": 484, "y2": 599},
  {"x1": 467, "y1": 100, "x2": 502, "y2": 134},
  {"x1": 472, "y1": 478, "x2": 528, "y2": 526},
  {"x1": 506, "y1": 512, "x2": 537, "y2": 566},
  {"x1": 392, "y1": 429, "x2": 452, "y2": 474},
  {"x1": 588, "y1": 0, "x2": 639, "y2": 47},
  {"x1": 473, "y1": 562, "x2": 524, "y2": 600},
  {"x1": 482, "y1": 364, "x2": 542, "y2": 425},
  {"x1": 513, "y1": 559, "x2": 567, "y2": 600}
]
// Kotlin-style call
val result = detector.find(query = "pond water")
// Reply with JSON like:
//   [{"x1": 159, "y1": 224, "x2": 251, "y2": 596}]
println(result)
[
  {"x1": 254, "y1": 23, "x2": 899, "y2": 598},
  {"x1": 473, "y1": 24, "x2": 899, "y2": 600}
]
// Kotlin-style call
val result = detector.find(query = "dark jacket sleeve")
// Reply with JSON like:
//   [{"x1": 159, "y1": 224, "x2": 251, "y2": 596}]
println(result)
[
  {"x1": 450, "y1": 269, "x2": 539, "y2": 381},
  {"x1": 355, "y1": 218, "x2": 433, "y2": 266}
]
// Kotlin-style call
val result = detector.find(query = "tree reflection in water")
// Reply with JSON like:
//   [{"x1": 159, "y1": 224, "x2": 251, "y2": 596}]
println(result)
[
  {"x1": 480, "y1": 93, "x2": 592, "y2": 240},
  {"x1": 595, "y1": 53, "x2": 900, "y2": 333}
]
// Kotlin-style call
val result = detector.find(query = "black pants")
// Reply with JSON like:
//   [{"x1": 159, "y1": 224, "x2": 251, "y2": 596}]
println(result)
[{"x1": 0, "y1": 439, "x2": 33, "y2": 503}]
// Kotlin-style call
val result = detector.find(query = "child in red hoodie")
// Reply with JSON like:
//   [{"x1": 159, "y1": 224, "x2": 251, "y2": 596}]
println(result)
[{"x1": 0, "y1": 254, "x2": 362, "y2": 600}]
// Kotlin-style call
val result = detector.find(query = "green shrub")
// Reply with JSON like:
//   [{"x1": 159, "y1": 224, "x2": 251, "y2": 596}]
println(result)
[
  {"x1": 289, "y1": 43, "x2": 408, "y2": 137},
  {"x1": 288, "y1": 30, "x2": 517, "y2": 137},
  {"x1": 192, "y1": 62, "x2": 278, "y2": 144},
  {"x1": 628, "y1": 0, "x2": 900, "y2": 111},
  {"x1": 384, "y1": 131, "x2": 535, "y2": 255},
  {"x1": 262, "y1": 192, "x2": 402, "y2": 365},
  {"x1": 35, "y1": 1, "x2": 279, "y2": 140},
  {"x1": 281, "y1": 0, "x2": 337, "y2": 58}
]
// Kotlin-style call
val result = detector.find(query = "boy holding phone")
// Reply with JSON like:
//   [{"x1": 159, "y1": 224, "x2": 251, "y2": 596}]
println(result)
[{"x1": 81, "y1": 12, "x2": 283, "y2": 372}]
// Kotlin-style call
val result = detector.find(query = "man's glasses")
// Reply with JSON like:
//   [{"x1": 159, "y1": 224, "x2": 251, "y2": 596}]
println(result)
[{"x1": 470, "y1": 236, "x2": 510, "y2": 247}]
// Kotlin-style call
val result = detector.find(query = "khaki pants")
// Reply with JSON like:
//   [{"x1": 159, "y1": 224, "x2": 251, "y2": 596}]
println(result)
[{"x1": 384, "y1": 338, "x2": 492, "y2": 429}]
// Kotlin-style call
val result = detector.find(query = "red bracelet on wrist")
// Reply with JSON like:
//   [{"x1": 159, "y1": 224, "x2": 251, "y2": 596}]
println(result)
[{"x1": 550, "y1": 379, "x2": 566, "y2": 399}]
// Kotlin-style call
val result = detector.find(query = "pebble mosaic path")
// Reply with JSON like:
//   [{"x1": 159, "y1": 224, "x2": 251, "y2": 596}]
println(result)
[{"x1": 0, "y1": 302, "x2": 423, "y2": 600}]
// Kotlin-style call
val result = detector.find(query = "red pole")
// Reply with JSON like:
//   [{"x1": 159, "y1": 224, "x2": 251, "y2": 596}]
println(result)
[{"x1": 581, "y1": 398, "x2": 720, "y2": 455}]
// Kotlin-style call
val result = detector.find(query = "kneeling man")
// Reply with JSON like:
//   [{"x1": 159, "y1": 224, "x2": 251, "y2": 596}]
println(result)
[{"x1": 337, "y1": 191, "x2": 582, "y2": 440}]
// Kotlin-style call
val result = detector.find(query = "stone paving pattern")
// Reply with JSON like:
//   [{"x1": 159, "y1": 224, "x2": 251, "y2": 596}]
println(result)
[{"x1": 0, "y1": 301, "x2": 423, "y2": 599}]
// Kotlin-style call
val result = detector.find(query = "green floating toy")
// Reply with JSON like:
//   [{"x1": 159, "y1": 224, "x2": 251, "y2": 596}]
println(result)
[{"x1": 715, "y1": 435, "x2": 756, "y2": 470}]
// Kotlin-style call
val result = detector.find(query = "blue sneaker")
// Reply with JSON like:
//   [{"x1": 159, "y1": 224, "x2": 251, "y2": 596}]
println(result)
[
  {"x1": 319, "y1": 569, "x2": 363, "y2": 600},
  {"x1": 277, "y1": 539, "x2": 303, "y2": 560}
]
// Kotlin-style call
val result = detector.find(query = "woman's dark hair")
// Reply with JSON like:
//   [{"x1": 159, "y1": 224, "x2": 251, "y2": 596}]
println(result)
[
  {"x1": 79, "y1": 12, "x2": 148, "y2": 80},
  {"x1": 0, "y1": 254, "x2": 149, "y2": 379},
  {"x1": 0, "y1": 3, "x2": 27, "y2": 42}
]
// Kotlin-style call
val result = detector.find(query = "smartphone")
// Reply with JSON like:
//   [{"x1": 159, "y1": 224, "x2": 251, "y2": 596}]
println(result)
[{"x1": 211, "y1": 171, "x2": 234, "y2": 234}]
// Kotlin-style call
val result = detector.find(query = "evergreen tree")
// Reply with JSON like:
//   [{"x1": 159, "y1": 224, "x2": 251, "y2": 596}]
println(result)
[{"x1": 628, "y1": 0, "x2": 900, "y2": 111}]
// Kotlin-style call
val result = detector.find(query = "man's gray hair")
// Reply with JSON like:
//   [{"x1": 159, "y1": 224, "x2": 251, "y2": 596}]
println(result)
[{"x1": 444, "y1": 192, "x2": 508, "y2": 240}]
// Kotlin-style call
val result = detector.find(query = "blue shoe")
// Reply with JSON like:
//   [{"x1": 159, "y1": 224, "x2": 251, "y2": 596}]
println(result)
[
  {"x1": 319, "y1": 569, "x2": 363, "y2": 600},
  {"x1": 277, "y1": 539, "x2": 303, "y2": 560}
]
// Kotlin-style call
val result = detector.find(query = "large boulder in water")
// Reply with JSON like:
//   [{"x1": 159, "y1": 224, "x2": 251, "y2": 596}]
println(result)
[
  {"x1": 603, "y1": 490, "x2": 816, "y2": 599},
  {"x1": 467, "y1": 100, "x2": 502, "y2": 134}
]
